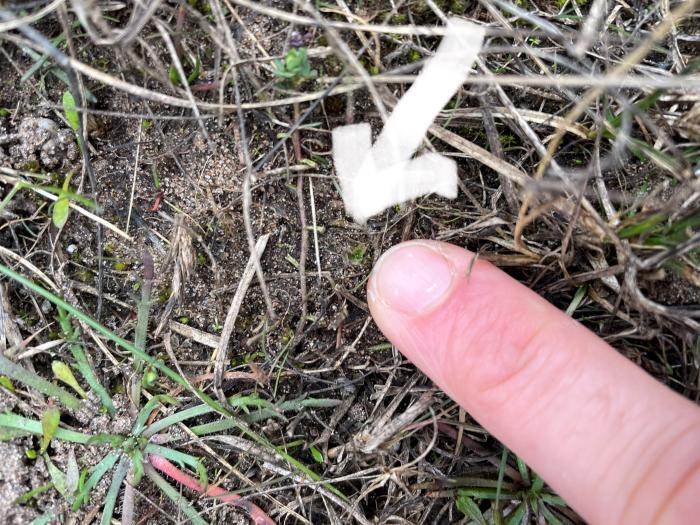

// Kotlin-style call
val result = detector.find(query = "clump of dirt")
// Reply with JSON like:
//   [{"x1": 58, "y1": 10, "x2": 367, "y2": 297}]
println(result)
[
  {"x1": 0, "y1": 116, "x2": 78, "y2": 170},
  {"x1": 0, "y1": 441, "x2": 39, "y2": 525}
]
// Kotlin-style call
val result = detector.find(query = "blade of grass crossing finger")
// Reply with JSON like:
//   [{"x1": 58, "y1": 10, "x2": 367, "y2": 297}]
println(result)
[
  {"x1": 145, "y1": 465, "x2": 208, "y2": 525},
  {"x1": 516, "y1": 457, "x2": 530, "y2": 486},
  {"x1": 495, "y1": 447, "x2": 509, "y2": 513}
]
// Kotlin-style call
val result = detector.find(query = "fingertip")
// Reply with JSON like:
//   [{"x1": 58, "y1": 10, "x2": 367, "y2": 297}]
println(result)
[{"x1": 367, "y1": 240, "x2": 700, "y2": 525}]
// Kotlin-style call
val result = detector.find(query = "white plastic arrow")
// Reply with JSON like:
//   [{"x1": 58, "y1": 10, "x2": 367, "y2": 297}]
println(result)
[{"x1": 332, "y1": 18, "x2": 485, "y2": 223}]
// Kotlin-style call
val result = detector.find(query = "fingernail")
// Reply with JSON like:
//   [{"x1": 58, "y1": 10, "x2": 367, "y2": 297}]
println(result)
[{"x1": 370, "y1": 242, "x2": 454, "y2": 315}]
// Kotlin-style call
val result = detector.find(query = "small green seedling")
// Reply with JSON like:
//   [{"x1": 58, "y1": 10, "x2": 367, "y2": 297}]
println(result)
[
  {"x1": 168, "y1": 57, "x2": 201, "y2": 87},
  {"x1": 62, "y1": 91, "x2": 79, "y2": 132},
  {"x1": 274, "y1": 48, "x2": 317, "y2": 83},
  {"x1": 348, "y1": 245, "x2": 367, "y2": 265}
]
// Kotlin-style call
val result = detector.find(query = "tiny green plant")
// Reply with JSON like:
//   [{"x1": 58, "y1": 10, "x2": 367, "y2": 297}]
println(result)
[
  {"x1": 0, "y1": 177, "x2": 95, "y2": 230},
  {"x1": 61, "y1": 91, "x2": 79, "y2": 132},
  {"x1": 274, "y1": 48, "x2": 317, "y2": 84},
  {"x1": 454, "y1": 454, "x2": 568, "y2": 524},
  {"x1": 168, "y1": 57, "x2": 201, "y2": 87}
]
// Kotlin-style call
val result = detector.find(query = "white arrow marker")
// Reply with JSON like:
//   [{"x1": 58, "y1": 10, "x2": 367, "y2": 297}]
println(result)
[{"x1": 333, "y1": 18, "x2": 485, "y2": 223}]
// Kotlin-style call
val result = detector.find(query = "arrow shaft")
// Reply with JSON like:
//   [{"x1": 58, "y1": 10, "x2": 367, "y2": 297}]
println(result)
[{"x1": 371, "y1": 19, "x2": 485, "y2": 169}]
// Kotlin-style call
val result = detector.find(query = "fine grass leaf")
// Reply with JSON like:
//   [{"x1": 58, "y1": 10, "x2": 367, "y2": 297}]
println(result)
[
  {"x1": 455, "y1": 493, "x2": 486, "y2": 524},
  {"x1": 130, "y1": 448, "x2": 145, "y2": 486},
  {"x1": 0, "y1": 354, "x2": 81, "y2": 410},
  {"x1": 531, "y1": 474, "x2": 545, "y2": 494},
  {"x1": 40, "y1": 407, "x2": 60, "y2": 454},
  {"x1": 57, "y1": 307, "x2": 115, "y2": 414},
  {"x1": 86, "y1": 434, "x2": 125, "y2": 447},
  {"x1": 100, "y1": 456, "x2": 129, "y2": 525},
  {"x1": 62, "y1": 91, "x2": 79, "y2": 132},
  {"x1": 44, "y1": 453, "x2": 68, "y2": 498},
  {"x1": 505, "y1": 502, "x2": 528, "y2": 525},
  {"x1": 309, "y1": 445, "x2": 324, "y2": 464},
  {"x1": 52, "y1": 198, "x2": 71, "y2": 229},
  {"x1": 52, "y1": 361, "x2": 87, "y2": 399},
  {"x1": 457, "y1": 487, "x2": 519, "y2": 500},
  {"x1": 145, "y1": 465, "x2": 208, "y2": 525},
  {"x1": 168, "y1": 65, "x2": 179, "y2": 85},
  {"x1": 0, "y1": 413, "x2": 93, "y2": 444},
  {"x1": 100, "y1": 457, "x2": 128, "y2": 525},
  {"x1": 516, "y1": 457, "x2": 530, "y2": 486},
  {"x1": 618, "y1": 213, "x2": 666, "y2": 239},
  {"x1": 187, "y1": 57, "x2": 201, "y2": 84},
  {"x1": 565, "y1": 286, "x2": 587, "y2": 316},
  {"x1": 72, "y1": 451, "x2": 120, "y2": 510},
  {"x1": 144, "y1": 444, "x2": 208, "y2": 488},
  {"x1": 540, "y1": 493, "x2": 567, "y2": 507},
  {"x1": 14, "y1": 483, "x2": 53, "y2": 505},
  {"x1": 131, "y1": 394, "x2": 179, "y2": 436},
  {"x1": 541, "y1": 502, "x2": 566, "y2": 525}
]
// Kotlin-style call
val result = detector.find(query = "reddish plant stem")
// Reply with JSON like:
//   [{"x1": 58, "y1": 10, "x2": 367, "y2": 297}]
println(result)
[{"x1": 147, "y1": 454, "x2": 275, "y2": 525}]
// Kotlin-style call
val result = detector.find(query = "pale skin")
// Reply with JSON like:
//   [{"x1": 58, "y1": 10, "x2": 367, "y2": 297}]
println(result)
[{"x1": 367, "y1": 240, "x2": 700, "y2": 525}]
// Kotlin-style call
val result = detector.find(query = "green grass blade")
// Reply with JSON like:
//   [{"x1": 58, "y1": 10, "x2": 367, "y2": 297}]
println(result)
[
  {"x1": 541, "y1": 502, "x2": 566, "y2": 525},
  {"x1": 100, "y1": 456, "x2": 128, "y2": 525},
  {"x1": 516, "y1": 457, "x2": 530, "y2": 486},
  {"x1": 505, "y1": 502, "x2": 527, "y2": 525},
  {"x1": 15, "y1": 483, "x2": 54, "y2": 505},
  {"x1": 145, "y1": 464, "x2": 208, "y2": 525},
  {"x1": 143, "y1": 394, "x2": 271, "y2": 438},
  {"x1": 132, "y1": 394, "x2": 178, "y2": 436},
  {"x1": 455, "y1": 493, "x2": 486, "y2": 524},
  {"x1": 142, "y1": 403, "x2": 213, "y2": 438},
  {"x1": 58, "y1": 306, "x2": 115, "y2": 413},
  {"x1": 457, "y1": 487, "x2": 520, "y2": 500},
  {"x1": 0, "y1": 413, "x2": 96, "y2": 444},
  {"x1": 0, "y1": 354, "x2": 81, "y2": 410},
  {"x1": 495, "y1": 447, "x2": 508, "y2": 513},
  {"x1": 73, "y1": 451, "x2": 120, "y2": 510},
  {"x1": 191, "y1": 397, "x2": 342, "y2": 435},
  {"x1": 68, "y1": 344, "x2": 114, "y2": 413},
  {"x1": 144, "y1": 444, "x2": 208, "y2": 487},
  {"x1": 539, "y1": 493, "x2": 567, "y2": 507},
  {"x1": 531, "y1": 474, "x2": 545, "y2": 494}
]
